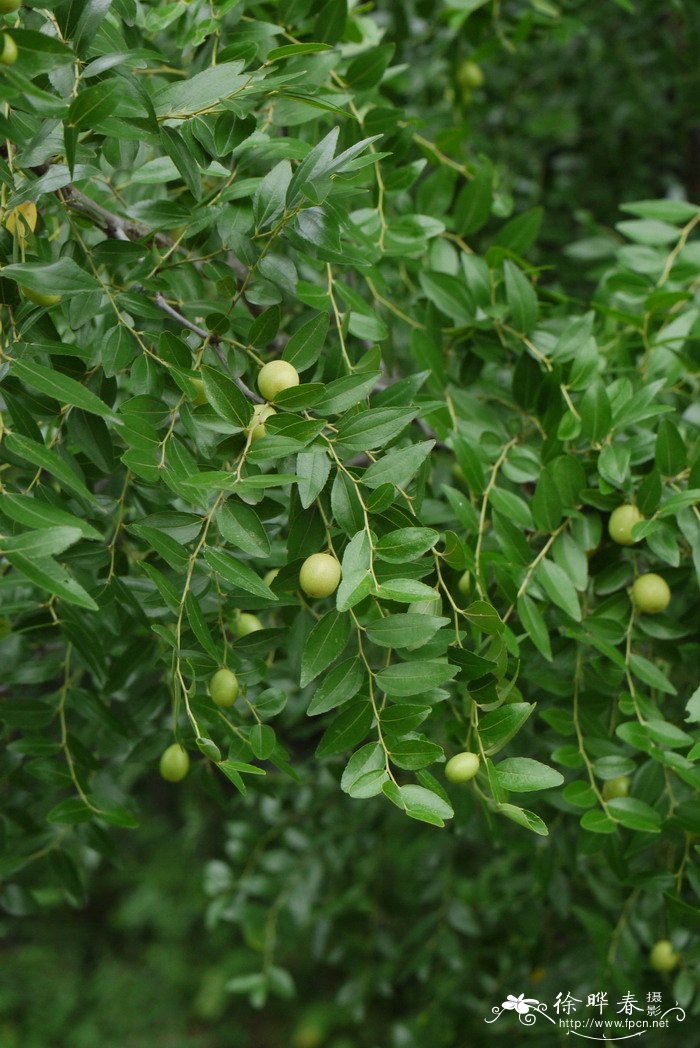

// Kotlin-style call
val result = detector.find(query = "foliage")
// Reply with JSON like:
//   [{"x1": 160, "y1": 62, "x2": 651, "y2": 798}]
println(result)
[{"x1": 0, "y1": 0, "x2": 699, "y2": 1044}]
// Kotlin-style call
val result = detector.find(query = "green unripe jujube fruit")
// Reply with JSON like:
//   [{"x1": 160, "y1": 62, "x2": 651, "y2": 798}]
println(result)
[
  {"x1": 191, "y1": 376, "x2": 207, "y2": 405},
  {"x1": 457, "y1": 60, "x2": 484, "y2": 89},
  {"x1": 299, "y1": 553, "x2": 342, "y2": 598},
  {"x1": 632, "y1": 573, "x2": 670, "y2": 614},
  {"x1": 602, "y1": 775, "x2": 630, "y2": 800},
  {"x1": 233, "y1": 612, "x2": 263, "y2": 637},
  {"x1": 263, "y1": 568, "x2": 279, "y2": 587},
  {"x1": 458, "y1": 571, "x2": 471, "y2": 596},
  {"x1": 649, "y1": 939, "x2": 679, "y2": 973},
  {"x1": 209, "y1": 668, "x2": 239, "y2": 708},
  {"x1": 159, "y1": 743, "x2": 189, "y2": 782},
  {"x1": 248, "y1": 403, "x2": 276, "y2": 441},
  {"x1": 608, "y1": 504, "x2": 643, "y2": 545},
  {"x1": 0, "y1": 32, "x2": 17, "y2": 64},
  {"x1": 257, "y1": 360, "x2": 299, "y2": 401},
  {"x1": 291, "y1": 1022, "x2": 324, "y2": 1048},
  {"x1": 20, "y1": 286, "x2": 61, "y2": 306},
  {"x1": 0, "y1": 0, "x2": 22, "y2": 14},
  {"x1": 445, "y1": 751, "x2": 480, "y2": 783}
]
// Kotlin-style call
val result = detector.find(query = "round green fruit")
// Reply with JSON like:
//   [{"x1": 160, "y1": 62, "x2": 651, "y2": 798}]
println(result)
[
  {"x1": 291, "y1": 1023, "x2": 324, "y2": 1048},
  {"x1": 445, "y1": 751, "x2": 480, "y2": 783},
  {"x1": 191, "y1": 376, "x2": 207, "y2": 405},
  {"x1": 649, "y1": 939, "x2": 679, "y2": 973},
  {"x1": 602, "y1": 775, "x2": 630, "y2": 800},
  {"x1": 0, "y1": 32, "x2": 17, "y2": 65},
  {"x1": 248, "y1": 403, "x2": 276, "y2": 441},
  {"x1": 233, "y1": 611, "x2": 263, "y2": 637},
  {"x1": 457, "y1": 571, "x2": 471, "y2": 596},
  {"x1": 0, "y1": 0, "x2": 21, "y2": 14},
  {"x1": 299, "y1": 552, "x2": 341, "y2": 598},
  {"x1": 457, "y1": 60, "x2": 484, "y2": 89},
  {"x1": 257, "y1": 359, "x2": 299, "y2": 401},
  {"x1": 608, "y1": 504, "x2": 643, "y2": 545},
  {"x1": 159, "y1": 743, "x2": 189, "y2": 782},
  {"x1": 264, "y1": 568, "x2": 279, "y2": 587},
  {"x1": 632, "y1": 573, "x2": 670, "y2": 614},
  {"x1": 20, "y1": 286, "x2": 61, "y2": 307},
  {"x1": 209, "y1": 668, "x2": 239, "y2": 708}
]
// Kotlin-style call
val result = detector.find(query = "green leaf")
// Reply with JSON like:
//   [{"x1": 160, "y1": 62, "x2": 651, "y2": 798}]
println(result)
[
  {"x1": 531, "y1": 468, "x2": 562, "y2": 532},
  {"x1": 5, "y1": 552, "x2": 98, "y2": 610},
  {"x1": 336, "y1": 531, "x2": 373, "y2": 612},
  {"x1": 296, "y1": 448, "x2": 331, "y2": 509},
  {"x1": 307, "y1": 657, "x2": 365, "y2": 715},
  {"x1": 365, "y1": 613, "x2": 449, "y2": 649},
  {"x1": 419, "y1": 272, "x2": 474, "y2": 324},
  {"x1": 386, "y1": 733, "x2": 443, "y2": 771},
  {"x1": 314, "y1": 372, "x2": 380, "y2": 415},
  {"x1": 316, "y1": 699, "x2": 373, "y2": 757},
  {"x1": 345, "y1": 44, "x2": 394, "y2": 90},
  {"x1": 375, "y1": 578, "x2": 439, "y2": 603},
  {"x1": 67, "y1": 81, "x2": 120, "y2": 130},
  {"x1": 0, "y1": 526, "x2": 82, "y2": 558},
  {"x1": 375, "y1": 660, "x2": 458, "y2": 698},
  {"x1": 340, "y1": 743, "x2": 388, "y2": 798},
  {"x1": 336, "y1": 408, "x2": 417, "y2": 450},
  {"x1": 185, "y1": 594, "x2": 221, "y2": 662},
  {"x1": 686, "y1": 685, "x2": 700, "y2": 725},
  {"x1": 536, "y1": 559, "x2": 581, "y2": 622},
  {"x1": 382, "y1": 782, "x2": 453, "y2": 827},
  {"x1": 579, "y1": 382, "x2": 611, "y2": 442},
  {"x1": 253, "y1": 160, "x2": 292, "y2": 229},
  {"x1": 629, "y1": 654, "x2": 677, "y2": 695},
  {"x1": 362, "y1": 441, "x2": 434, "y2": 490},
  {"x1": 268, "y1": 42, "x2": 333, "y2": 61},
  {"x1": 655, "y1": 418, "x2": 686, "y2": 476},
  {"x1": 249, "y1": 724, "x2": 276, "y2": 761},
  {"x1": 478, "y1": 703, "x2": 535, "y2": 755},
  {"x1": 453, "y1": 163, "x2": 492, "y2": 235},
  {"x1": 160, "y1": 125, "x2": 201, "y2": 200},
  {"x1": 375, "y1": 527, "x2": 439, "y2": 562},
  {"x1": 153, "y1": 61, "x2": 247, "y2": 117},
  {"x1": 620, "y1": 199, "x2": 699, "y2": 223},
  {"x1": 216, "y1": 501, "x2": 271, "y2": 558},
  {"x1": 201, "y1": 366, "x2": 253, "y2": 428},
  {"x1": 580, "y1": 809, "x2": 618, "y2": 834},
  {"x1": 463, "y1": 600, "x2": 503, "y2": 634},
  {"x1": 494, "y1": 758, "x2": 564, "y2": 792},
  {"x1": 204, "y1": 548, "x2": 278, "y2": 601},
  {"x1": 10, "y1": 360, "x2": 115, "y2": 420},
  {"x1": 283, "y1": 313, "x2": 329, "y2": 370},
  {"x1": 47, "y1": 798, "x2": 94, "y2": 824},
  {"x1": 2, "y1": 258, "x2": 100, "y2": 296},
  {"x1": 607, "y1": 797, "x2": 662, "y2": 833},
  {"x1": 517, "y1": 594, "x2": 552, "y2": 661},
  {"x1": 498, "y1": 804, "x2": 549, "y2": 836},
  {"x1": 300, "y1": 611, "x2": 351, "y2": 688},
  {"x1": 4, "y1": 433, "x2": 96, "y2": 504},
  {"x1": 0, "y1": 494, "x2": 101, "y2": 541},
  {"x1": 503, "y1": 260, "x2": 538, "y2": 333}
]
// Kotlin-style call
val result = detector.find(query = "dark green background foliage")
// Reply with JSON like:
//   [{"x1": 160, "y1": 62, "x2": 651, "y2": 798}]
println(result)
[{"x1": 0, "y1": 0, "x2": 699, "y2": 1045}]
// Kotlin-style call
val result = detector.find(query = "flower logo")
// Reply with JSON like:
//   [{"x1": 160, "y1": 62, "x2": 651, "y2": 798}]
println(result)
[{"x1": 501, "y1": 994, "x2": 540, "y2": 1015}]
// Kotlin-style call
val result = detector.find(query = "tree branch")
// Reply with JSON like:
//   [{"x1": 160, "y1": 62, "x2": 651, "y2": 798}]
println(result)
[{"x1": 152, "y1": 293, "x2": 263, "y2": 403}]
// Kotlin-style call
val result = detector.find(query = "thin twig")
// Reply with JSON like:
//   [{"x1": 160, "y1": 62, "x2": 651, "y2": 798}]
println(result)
[{"x1": 153, "y1": 293, "x2": 263, "y2": 403}]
